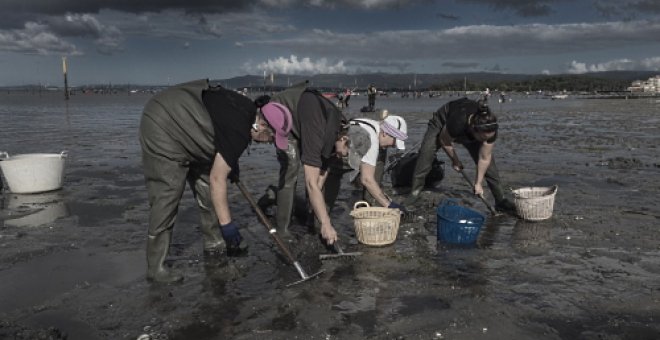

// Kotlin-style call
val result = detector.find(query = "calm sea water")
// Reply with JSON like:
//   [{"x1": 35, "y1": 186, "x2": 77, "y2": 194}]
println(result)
[
  {"x1": 2, "y1": 91, "x2": 659, "y2": 168},
  {"x1": 0, "y1": 93, "x2": 660, "y2": 195}
]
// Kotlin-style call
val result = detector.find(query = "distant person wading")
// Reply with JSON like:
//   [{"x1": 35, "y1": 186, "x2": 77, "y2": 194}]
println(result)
[{"x1": 367, "y1": 84, "x2": 377, "y2": 111}]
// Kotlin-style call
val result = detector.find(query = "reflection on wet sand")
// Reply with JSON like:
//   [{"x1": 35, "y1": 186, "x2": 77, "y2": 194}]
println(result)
[
  {"x1": 511, "y1": 220, "x2": 553, "y2": 255},
  {"x1": 2, "y1": 192, "x2": 69, "y2": 227},
  {"x1": 1, "y1": 94, "x2": 660, "y2": 339}
]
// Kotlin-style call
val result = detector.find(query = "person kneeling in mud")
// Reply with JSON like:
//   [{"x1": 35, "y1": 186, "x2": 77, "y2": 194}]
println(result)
[
  {"x1": 139, "y1": 79, "x2": 280, "y2": 283},
  {"x1": 323, "y1": 114, "x2": 409, "y2": 215},
  {"x1": 403, "y1": 97, "x2": 516, "y2": 212},
  {"x1": 254, "y1": 83, "x2": 368, "y2": 246}
]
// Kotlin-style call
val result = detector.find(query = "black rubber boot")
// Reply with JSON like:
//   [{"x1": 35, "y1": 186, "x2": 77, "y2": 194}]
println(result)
[
  {"x1": 146, "y1": 231, "x2": 183, "y2": 283},
  {"x1": 490, "y1": 185, "x2": 517, "y2": 214},
  {"x1": 402, "y1": 193, "x2": 421, "y2": 209},
  {"x1": 495, "y1": 199, "x2": 517, "y2": 214},
  {"x1": 257, "y1": 185, "x2": 278, "y2": 212}
]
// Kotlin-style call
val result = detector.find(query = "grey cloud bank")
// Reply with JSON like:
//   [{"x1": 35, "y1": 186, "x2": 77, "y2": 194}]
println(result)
[{"x1": 0, "y1": 0, "x2": 659, "y2": 85}]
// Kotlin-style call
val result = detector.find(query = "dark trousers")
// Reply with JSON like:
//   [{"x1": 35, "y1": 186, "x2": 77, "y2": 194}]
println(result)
[
  {"x1": 409, "y1": 120, "x2": 506, "y2": 203},
  {"x1": 323, "y1": 148, "x2": 387, "y2": 215}
]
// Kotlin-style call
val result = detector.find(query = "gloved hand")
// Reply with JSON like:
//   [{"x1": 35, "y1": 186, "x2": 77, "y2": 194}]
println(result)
[
  {"x1": 220, "y1": 221, "x2": 247, "y2": 253},
  {"x1": 388, "y1": 201, "x2": 407, "y2": 213}
]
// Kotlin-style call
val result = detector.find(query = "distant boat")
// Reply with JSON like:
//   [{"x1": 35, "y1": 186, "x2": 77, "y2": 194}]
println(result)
[{"x1": 551, "y1": 94, "x2": 568, "y2": 100}]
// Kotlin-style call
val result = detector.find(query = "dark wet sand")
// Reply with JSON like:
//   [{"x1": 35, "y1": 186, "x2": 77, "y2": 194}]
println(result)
[{"x1": 1, "y1": 94, "x2": 659, "y2": 339}]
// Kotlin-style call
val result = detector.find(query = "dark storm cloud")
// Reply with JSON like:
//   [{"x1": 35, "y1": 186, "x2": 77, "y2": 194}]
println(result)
[
  {"x1": 243, "y1": 20, "x2": 660, "y2": 61},
  {"x1": 631, "y1": 0, "x2": 660, "y2": 13},
  {"x1": 0, "y1": 0, "x2": 428, "y2": 17},
  {"x1": 460, "y1": 0, "x2": 559, "y2": 17},
  {"x1": 0, "y1": 0, "x2": 256, "y2": 16}
]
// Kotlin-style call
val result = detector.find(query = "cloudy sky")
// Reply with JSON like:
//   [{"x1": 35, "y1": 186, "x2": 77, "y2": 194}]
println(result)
[{"x1": 1, "y1": 0, "x2": 660, "y2": 86}]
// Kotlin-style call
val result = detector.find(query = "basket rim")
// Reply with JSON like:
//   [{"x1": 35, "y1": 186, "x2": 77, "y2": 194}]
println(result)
[
  {"x1": 350, "y1": 200, "x2": 400, "y2": 217},
  {"x1": 511, "y1": 185, "x2": 558, "y2": 198}
]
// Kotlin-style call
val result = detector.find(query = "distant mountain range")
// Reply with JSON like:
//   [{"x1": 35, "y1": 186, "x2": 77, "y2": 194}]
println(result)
[
  {"x1": 216, "y1": 71, "x2": 659, "y2": 91},
  {"x1": 3, "y1": 71, "x2": 656, "y2": 91}
]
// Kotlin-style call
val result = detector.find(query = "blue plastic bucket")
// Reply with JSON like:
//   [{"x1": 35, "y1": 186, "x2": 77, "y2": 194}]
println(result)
[{"x1": 436, "y1": 199, "x2": 485, "y2": 244}]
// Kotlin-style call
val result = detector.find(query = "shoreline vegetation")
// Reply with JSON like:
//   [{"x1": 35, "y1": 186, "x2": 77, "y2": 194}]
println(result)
[{"x1": 2, "y1": 71, "x2": 659, "y2": 98}]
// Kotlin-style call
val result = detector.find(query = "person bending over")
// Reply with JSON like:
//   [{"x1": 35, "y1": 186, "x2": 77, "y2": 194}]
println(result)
[
  {"x1": 323, "y1": 114, "x2": 409, "y2": 213},
  {"x1": 139, "y1": 79, "x2": 277, "y2": 283},
  {"x1": 255, "y1": 82, "x2": 368, "y2": 245},
  {"x1": 404, "y1": 97, "x2": 515, "y2": 212}
]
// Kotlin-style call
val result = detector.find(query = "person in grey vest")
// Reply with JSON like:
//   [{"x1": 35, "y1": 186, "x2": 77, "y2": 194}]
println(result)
[
  {"x1": 323, "y1": 114, "x2": 409, "y2": 213},
  {"x1": 255, "y1": 82, "x2": 367, "y2": 245},
  {"x1": 139, "y1": 79, "x2": 277, "y2": 283},
  {"x1": 404, "y1": 97, "x2": 515, "y2": 212}
]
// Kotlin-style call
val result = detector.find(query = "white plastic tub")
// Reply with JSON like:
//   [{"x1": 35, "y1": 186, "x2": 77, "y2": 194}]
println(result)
[{"x1": 0, "y1": 151, "x2": 68, "y2": 194}]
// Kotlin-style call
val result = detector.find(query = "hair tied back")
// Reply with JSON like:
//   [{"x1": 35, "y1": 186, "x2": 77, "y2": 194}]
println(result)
[{"x1": 254, "y1": 95, "x2": 271, "y2": 109}]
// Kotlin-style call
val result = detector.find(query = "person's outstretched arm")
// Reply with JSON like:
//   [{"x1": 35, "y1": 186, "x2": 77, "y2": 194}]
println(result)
[
  {"x1": 439, "y1": 126, "x2": 463, "y2": 171},
  {"x1": 474, "y1": 142, "x2": 494, "y2": 196},
  {"x1": 209, "y1": 153, "x2": 232, "y2": 225},
  {"x1": 304, "y1": 164, "x2": 337, "y2": 244},
  {"x1": 360, "y1": 163, "x2": 390, "y2": 207}
]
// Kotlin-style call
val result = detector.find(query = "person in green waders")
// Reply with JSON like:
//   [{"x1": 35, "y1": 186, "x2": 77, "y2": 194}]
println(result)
[
  {"x1": 253, "y1": 81, "x2": 368, "y2": 245},
  {"x1": 139, "y1": 79, "x2": 279, "y2": 283}
]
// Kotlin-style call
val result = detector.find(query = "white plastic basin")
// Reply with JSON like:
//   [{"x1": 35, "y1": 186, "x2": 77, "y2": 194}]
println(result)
[{"x1": 0, "y1": 151, "x2": 68, "y2": 194}]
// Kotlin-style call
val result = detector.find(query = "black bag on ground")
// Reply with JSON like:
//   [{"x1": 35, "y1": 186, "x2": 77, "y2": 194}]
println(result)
[
  {"x1": 360, "y1": 106, "x2": 375, "y2": 113},
  {"x1": 390, "y1": 152, "x2": 444, "y2": 188}
]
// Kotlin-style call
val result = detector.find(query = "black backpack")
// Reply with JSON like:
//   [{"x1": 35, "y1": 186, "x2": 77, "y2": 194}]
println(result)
[{"x1": 390, "y1": 152, "x2": 444, "y2": 188}]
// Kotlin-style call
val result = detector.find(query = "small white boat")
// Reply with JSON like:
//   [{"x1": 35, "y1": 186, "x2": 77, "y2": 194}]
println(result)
[{"x1": 551, "y1": 94, "x2": 568, "y2": 100}]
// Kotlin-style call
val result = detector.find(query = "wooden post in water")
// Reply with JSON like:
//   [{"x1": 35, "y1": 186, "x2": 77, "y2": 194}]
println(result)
[{"x1": 62, "y1": 56, "x2": 69, "y2": 100}]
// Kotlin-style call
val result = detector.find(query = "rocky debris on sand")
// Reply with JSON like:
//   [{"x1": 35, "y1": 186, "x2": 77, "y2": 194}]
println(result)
[{"x1": 0, "y1": 320, "x2": 67, "y2": 340}]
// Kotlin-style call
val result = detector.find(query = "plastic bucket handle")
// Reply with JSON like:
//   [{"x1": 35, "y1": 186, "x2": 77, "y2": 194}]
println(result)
[
  {"x1": 60, "y1": 151, "x2": 68, "y2": 158},
  {"x1": 0, "y1": 151, "x2": 8, "y2": 160}
]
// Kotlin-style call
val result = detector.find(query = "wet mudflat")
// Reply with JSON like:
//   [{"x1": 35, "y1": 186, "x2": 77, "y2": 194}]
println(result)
[{"x1": 1, "y1": 93, "x2": 659, "y2": 339}]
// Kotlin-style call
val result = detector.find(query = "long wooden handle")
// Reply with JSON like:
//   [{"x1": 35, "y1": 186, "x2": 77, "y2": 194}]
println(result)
[
  {"x1": 234, "y1": 180, "x2": 297, "y2": 264},
  {"x1": 459, "y1": 170, "x2": 499, "y2": 215}
]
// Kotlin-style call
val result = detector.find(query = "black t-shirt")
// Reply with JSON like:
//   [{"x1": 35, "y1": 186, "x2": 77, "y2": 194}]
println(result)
[
  {"x1": 202, "y1": 87, "x2": 256, "y2": 178},
  {"x1": 444, "y1": 98, "x2": 497, "y2": 144},
  {"x1": 296, "y1": 91, "x2": 344, "y2": 168}
]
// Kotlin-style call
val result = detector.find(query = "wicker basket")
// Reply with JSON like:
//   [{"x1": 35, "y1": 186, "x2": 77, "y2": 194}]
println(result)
[
  {"x1": 349, "y1": 201, "x2": 401, "y2": 246},
  {"x1": 511, "y1": 185, "x2": 558, "y2": 221}
]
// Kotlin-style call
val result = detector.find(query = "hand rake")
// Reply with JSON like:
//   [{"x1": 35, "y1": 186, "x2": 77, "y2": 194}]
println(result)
[
  {"x1": 319, "y1": 241, "x2": 362, "y2": 261},
  {"x1": 458, "y1": 169, "x2": 502, "y2": 216},
  {"x1": 235, "y1": 179, "x2": 324, "y2": 287}
]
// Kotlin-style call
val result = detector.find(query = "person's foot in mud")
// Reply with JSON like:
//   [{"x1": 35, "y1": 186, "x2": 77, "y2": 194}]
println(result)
[{"x1": 495, "y1": 198, "x2": 517, "y2": 214}]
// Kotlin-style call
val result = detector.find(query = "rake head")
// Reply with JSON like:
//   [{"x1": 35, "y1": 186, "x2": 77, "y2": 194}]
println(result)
[{"x1": 319, "y1": 243, "x2": 363, "y2": 261}]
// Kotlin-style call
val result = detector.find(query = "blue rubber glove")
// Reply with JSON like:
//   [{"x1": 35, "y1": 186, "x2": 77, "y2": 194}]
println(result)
[
  {"x1": 388, "y1": 201, "x2": 406, "y2": 212},
  {"x1": 220, "y1": 221, "x2": 244, "y2": 249}
]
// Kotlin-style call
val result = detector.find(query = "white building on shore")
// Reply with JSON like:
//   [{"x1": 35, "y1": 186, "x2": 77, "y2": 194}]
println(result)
[{"x1": 628, "y1": 75, "x2": 660, "y2": 92}]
